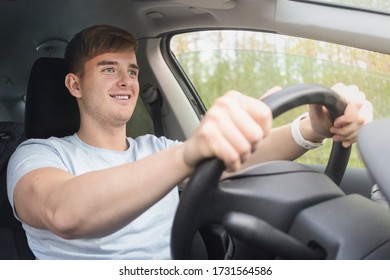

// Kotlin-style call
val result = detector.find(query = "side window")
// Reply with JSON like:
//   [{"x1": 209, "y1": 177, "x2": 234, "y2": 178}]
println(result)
[
  {"x1": 126, "y1": 98, "x2": 154, "y2": 138},
  {"x1": 170, "y1": 30, "x2": 390, "y2": 167}
]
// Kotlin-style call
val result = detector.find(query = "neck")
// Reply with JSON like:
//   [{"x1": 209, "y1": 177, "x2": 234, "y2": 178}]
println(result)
[{"x1": 77, "y1": 123, "x2": 128, "y2": 151}]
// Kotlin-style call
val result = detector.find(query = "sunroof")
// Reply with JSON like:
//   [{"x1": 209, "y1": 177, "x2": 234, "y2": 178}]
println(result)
[{"x1": 301, "y1": 0, "x2": 390, "y2": 15}]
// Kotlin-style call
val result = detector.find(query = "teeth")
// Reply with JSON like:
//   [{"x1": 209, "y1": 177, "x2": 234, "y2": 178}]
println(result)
[{"x1": 113, "y1": 95, "x2": 129, "y2": 100}]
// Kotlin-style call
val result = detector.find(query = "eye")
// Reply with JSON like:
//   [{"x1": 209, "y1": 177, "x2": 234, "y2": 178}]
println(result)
[
  {"x1": 102, "y1": 67, "x2": 116, "y2": 74},
  {"x1": 128, "y1": 69, "x2": 138, "y2": 77}
]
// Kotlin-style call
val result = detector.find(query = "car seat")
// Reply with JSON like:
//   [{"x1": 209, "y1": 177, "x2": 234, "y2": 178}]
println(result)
[
  {"x1": 0, "y1": 57, "x2": 78, "y2": 259},
  {"x1": 0, "y1": 122, "x2": 34, "y2": 259},
  {"x1": 25, "y1": 57, "x2": 80, "y2": 139}
]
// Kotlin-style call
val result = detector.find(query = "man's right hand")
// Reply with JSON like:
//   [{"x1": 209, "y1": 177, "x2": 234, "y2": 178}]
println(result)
[{"x1": 183, "y1": 90, "x2": 272, "y2": 172}]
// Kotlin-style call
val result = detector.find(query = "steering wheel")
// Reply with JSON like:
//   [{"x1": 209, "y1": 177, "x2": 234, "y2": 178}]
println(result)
[{"x1": 171, "y1": 84, "x2": 351, "y2": 260}]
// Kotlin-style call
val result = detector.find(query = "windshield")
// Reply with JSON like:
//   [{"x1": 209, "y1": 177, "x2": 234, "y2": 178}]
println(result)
[{"x1": 170, "y1": 30, "x2": 390, "y2": 168}]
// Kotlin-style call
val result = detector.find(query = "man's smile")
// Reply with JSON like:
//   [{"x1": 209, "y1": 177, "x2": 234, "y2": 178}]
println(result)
[
  {"x1": 111, "y1": 95, "x2": 130, "y2": 100},
  {"x1": 109, "y1": 93, "x2": 132, "y2": 101}
]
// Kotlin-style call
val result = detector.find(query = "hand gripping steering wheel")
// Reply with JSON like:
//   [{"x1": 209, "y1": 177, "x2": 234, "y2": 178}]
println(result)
[{"x1": 171, "y1": 84, "x2": 350, "y2": 259}]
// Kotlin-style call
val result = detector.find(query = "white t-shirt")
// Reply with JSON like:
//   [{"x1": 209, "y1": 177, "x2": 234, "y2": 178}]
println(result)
[{"x1": 7, "y1": 133, "x2": 180, "y2": 259}]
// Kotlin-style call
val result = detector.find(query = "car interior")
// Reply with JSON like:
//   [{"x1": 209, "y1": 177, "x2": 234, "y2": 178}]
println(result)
[{"x1": 1, "y1": 0, "x2": 390, "y2": 260}]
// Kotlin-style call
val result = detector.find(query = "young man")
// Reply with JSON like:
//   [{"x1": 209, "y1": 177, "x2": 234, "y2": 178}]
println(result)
[{"x1": 7, "y1": 25, "x2": 373, "y2": 259}]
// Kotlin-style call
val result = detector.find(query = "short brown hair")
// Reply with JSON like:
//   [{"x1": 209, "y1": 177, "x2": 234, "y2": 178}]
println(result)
[{"x1": 64, "y1": 25, "x2": 138, "y2": 76}]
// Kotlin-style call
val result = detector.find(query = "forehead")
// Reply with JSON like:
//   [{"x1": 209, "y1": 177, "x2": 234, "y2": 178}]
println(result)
[{"x1": 88, "y1": 51, "x2": 138, "y2": 67}]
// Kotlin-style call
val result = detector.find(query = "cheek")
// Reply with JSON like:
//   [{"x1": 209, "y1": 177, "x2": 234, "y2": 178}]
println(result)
[
  {"x1": 80, "y1": 81, "x2": 107, "y2": 104},
  {"x1": 132, "y1": 81, "x2": 140, "y2": 95}
]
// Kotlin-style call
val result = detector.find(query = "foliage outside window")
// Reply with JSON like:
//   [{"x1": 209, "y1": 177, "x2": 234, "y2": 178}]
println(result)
[{"x1": 170, "y1": 31, "x2": 390, "y2": 167}]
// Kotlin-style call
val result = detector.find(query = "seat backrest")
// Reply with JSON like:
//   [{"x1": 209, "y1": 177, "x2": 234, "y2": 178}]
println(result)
[
  {"x1": 25, "y1": 57, "x2": 80, "y2": 139},
  {"x1": 0, "y1": 57, "x2": 78, "y2": 259},
  {"x1": 0, "y1": 122, "x2": 34, "y2": 259}
]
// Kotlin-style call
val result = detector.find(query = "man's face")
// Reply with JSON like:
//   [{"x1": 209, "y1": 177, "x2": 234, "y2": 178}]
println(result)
[{"x1": 77, "y1": 50, "x2": 140, "y2": 128}]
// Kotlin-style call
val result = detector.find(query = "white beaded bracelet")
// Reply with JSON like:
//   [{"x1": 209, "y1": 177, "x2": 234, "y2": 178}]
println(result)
[{"x1": 291, "y1": 112, "x2": 324, "y2": 150}]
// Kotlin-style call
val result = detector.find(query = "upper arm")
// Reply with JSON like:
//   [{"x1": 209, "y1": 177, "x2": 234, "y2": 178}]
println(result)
[
  {"x1": 6, "y1": 139, "x2": 70, "y2": 226},
  {"x1": 13, "y1": 167, "x2": 74, "y2": 230}
]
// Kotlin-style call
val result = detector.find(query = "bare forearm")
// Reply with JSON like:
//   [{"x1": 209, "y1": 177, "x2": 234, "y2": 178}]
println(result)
[
  {"x1": 241, "y1": 124, "x2": 307, "y2": 168},
  {"x1": 241, "y1": 115, "x2": 328, "y2": 168},
  {"x1": 15, "y1": 144, "x2": 191, "y2": 239}
]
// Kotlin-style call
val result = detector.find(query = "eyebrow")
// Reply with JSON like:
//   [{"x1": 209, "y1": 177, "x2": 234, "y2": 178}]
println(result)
[{"x1": 96, "y1": 60, "x2": 139, "y2": 70}]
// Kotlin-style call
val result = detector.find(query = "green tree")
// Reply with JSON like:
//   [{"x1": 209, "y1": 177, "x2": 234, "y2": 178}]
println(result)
[{"x1": 171, "y1": 31, "x2": 390, "y2": 167}]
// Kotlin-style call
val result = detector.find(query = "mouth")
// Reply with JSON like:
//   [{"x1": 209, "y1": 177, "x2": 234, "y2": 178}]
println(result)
[{"x1": 109, "y1": 94, "x2": 131, "y2": 100}]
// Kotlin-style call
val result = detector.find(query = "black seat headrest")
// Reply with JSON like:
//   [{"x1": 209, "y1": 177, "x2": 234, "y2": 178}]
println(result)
[{"x1": 25, "y1": 57, "x2": 80, "y2": 139}]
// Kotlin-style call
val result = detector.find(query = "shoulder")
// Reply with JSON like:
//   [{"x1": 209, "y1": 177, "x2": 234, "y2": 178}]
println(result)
[
  {"x1": 7, "y1": 136, "x2": 77, "y2": 209},
  {"x1": 8, "y1": 135, "x2": 78, "y2": 187},
  {"x1": 130, "y1": 134, "x2": 181, "y2": 150},
  {"x1": 16, "y1": 134, "x2": 77, "y2": 151}
]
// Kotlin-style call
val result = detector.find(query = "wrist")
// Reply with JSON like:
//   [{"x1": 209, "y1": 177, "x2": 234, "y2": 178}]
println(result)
[
  {"x1": 291, "y1": 113, "x2": 325, "y2": 150},
  {"x1": 300, "y1": 114, "x2": 327, "y2": 143},
  {"x1": 177, "y1": 143, "x2": 195, "y2": 176}
]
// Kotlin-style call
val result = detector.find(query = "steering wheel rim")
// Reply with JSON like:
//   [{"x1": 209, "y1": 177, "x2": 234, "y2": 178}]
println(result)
[{"x1": 171, "y1": 84, "x2": 351, "y2": 260}]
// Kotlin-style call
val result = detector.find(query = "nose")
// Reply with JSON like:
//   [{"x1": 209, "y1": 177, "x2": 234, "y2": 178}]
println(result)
[{"x1": 118, "y1": 71, "x2": 133, "y2": 87}]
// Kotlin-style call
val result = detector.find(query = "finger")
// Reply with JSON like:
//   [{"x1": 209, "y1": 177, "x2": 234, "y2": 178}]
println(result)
[
  {"x1": 207, "y1": 96, "x2": 272, "y2": 166},
  {"x1": 331, "y1": 101, "x2": 372, "y2": 144},
  {"x1": 190, "y1": 119, "x2": 242, "y2": 171},
  {"x1": 214, "y1": 96, "x2": 266, "y2": 144},
  {"x1": 206, "y1": 105, "x2": 254, "y2": 162},
  {"x1": 333, "y1": 133, "x2": 357, "y2": 148},
  {"x1": 224, "y1": 91, "x2": 273, "y2": 138},
  {"x1": 332, "y1": 127, "x2": 358, "y2": 142},
  {"x1": 332, "y1": 93, "x2": 371, "y2": 130},
  {"x1": 332, "y1": 87, "x2": 366, "y2": 128},
  {"x1": 191, "y1": 91, "x2": 274, "y2": 172},
  {"x1": 211, "y1": 131, "x2": 243, "y2": 172},
  {"x1": 332, "y1": 102, "x2": 362, "y2": 128},
  {"x1": 197, "y1": 108, "x2": 258, "y2": 171},
  {"x1": 331, "y1": 83, "x2": 366, "y2": 106},
  {"x1": 328, "y1": 83, "x2": 373, "y2": 147},
  {"x1": 260, "y1": 86, "x2": 283, "y2": 100}
]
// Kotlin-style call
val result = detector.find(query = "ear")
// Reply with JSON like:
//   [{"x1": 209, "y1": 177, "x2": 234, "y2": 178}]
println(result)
[{"x1": 65, "y1": 73, "x2": 82, "y2": 98}]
